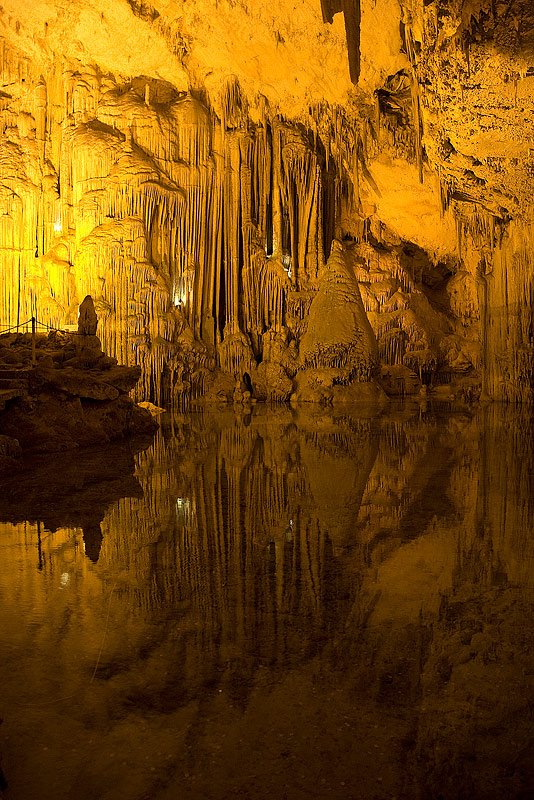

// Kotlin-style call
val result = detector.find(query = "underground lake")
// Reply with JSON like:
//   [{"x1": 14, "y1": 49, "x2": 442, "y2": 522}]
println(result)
[{"x1": 0, "y1": 403, "x2": 532, "y2": 800}]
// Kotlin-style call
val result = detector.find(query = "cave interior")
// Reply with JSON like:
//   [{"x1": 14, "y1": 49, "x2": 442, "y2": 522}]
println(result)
[{"x1": 0, "y1": 0, "x2": 531, "y2": 409}]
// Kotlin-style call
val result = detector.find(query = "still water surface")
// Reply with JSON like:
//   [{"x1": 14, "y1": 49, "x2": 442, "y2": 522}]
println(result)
[{"x1": 0, "y1": 404, "x2": 532, "y2": 800}]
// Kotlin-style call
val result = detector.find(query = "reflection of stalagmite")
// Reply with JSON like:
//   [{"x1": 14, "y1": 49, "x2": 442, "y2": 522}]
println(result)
[
  {"x1": 83, "y1": 523, "x2": 103, "y2": 563},
  {"x1": 300, "y1": 418, "x2": 378, "y2": 548},
  {"x1": 100, "y1": 411, "x2": 374, "y2": 666},
  {"x1": 98, "y1": 402, "x2": 534, "y2": 706}
]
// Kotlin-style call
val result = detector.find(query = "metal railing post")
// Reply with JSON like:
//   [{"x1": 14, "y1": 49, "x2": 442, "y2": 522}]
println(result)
[{"x1": 31, "y1": 316, "x2": 36, "y2": 366}]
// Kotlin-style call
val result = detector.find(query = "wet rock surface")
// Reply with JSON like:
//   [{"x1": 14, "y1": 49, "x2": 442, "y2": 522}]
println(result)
[{"x1": 0, "y1": 332, "x2": 157, "y2": 468}]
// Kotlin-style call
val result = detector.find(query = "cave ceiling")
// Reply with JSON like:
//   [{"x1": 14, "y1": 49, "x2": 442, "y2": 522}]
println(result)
[{"x1": 1, "y1": 0, "x2": 531, "y2": 234}]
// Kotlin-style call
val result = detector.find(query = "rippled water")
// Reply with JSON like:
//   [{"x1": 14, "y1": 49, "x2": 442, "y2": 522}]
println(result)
[{"x1": 0, "y1": 404, "x2": 533, "y2": 800}]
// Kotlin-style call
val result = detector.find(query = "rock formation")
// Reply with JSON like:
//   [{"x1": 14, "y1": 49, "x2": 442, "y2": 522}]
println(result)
[
  {"x1": 0, "y1": 320, "x2": 157, "y2": 470},
  {"x1": 77, "y1": 294, "x2": 98, "y2": 335},
  {"x1": 0, "y1": 0, "x2": 531, "y2": 404}
]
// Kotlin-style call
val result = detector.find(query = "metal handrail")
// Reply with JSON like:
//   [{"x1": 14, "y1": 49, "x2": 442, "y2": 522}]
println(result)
[{"x1": 0, "y1": 316, "x2": 88, "y2": 365}]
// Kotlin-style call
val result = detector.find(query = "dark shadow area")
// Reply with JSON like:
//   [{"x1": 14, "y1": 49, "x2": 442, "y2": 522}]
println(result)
[{"x1": 0, "y1": 435, "x2": 151, "y2": 560}]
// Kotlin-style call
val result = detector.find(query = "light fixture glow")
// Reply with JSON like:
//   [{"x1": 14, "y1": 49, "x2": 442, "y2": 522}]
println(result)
[{"x1": 176, "y1": 497, "x2": 190, "y2": 514}]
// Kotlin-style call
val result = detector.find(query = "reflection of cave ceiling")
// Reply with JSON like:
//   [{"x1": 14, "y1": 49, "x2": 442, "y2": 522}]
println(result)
[{"x1": 0, "y1": 0, "x2": 532, "y2": 403}]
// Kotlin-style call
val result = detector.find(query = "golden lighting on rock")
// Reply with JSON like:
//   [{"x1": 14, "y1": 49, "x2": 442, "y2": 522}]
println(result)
[{"x1": 0, "y1": 0, "x2": 531, "y2": 413}]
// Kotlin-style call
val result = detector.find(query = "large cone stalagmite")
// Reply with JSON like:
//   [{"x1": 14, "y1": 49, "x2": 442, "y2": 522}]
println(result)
[{"x1": 300, "y1": 241, "x2": 378, "y2": 382}]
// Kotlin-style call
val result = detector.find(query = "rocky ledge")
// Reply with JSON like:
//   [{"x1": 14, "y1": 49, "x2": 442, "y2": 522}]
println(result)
[{"x1": 0, "y1": 327, "x2": 157, "y2": 474}]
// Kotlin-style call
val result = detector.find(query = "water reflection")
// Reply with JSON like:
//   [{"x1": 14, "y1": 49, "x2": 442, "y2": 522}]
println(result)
[
  {"x1": 0, "y1": 405, "x2": 532, "y2": 800},
  {"x1": 0, "y1": 440, "x2": 148, "y2": 565}
]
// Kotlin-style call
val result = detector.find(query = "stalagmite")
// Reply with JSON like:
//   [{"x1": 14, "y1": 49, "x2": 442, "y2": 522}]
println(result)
[
  {"x1": 298, "y1": 240, "x2": 378, "y2": 396},
  {"x1": 0, "y1": 0, "x2": 530, "y2": 405}
]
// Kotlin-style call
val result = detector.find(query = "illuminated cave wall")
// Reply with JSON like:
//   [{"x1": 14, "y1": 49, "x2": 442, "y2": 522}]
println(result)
[{"x1": 0, "y1": 0, "x2": 531, "y2": 403}]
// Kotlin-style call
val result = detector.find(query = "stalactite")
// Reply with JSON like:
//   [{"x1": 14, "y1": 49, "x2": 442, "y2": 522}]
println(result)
[
  {"x1": 0, "y1": 30, "x2": 530, "y2": 405},
  {"x1": 485, "y1": 221, "x2": 533, "y2": 403},
  {"x1": 219, "y1": 76, "x2": 249, "y2": 133},
  {"x1": 378, "y1": 327, "x2": 409, "y2": 366}
]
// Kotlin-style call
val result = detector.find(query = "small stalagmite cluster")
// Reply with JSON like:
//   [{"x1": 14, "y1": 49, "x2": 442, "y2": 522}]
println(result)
[{"x1": 0, "y1": 0, "x2": 531, "y2": 406}]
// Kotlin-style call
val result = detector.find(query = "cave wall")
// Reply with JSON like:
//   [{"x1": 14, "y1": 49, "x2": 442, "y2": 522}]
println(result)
[{"x1": 0, "y1": 0, "x2": 532, "y2": 404}]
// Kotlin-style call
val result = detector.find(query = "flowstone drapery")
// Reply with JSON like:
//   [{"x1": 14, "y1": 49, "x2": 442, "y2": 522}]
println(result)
[{"x1": 0, "y1": 0, "x2": 531, "y2": 404}]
